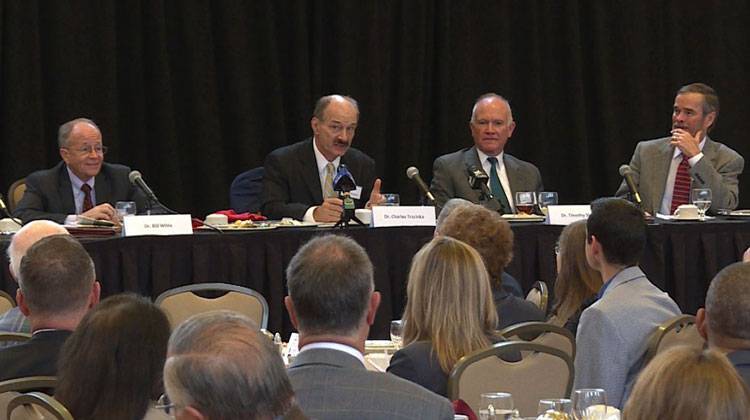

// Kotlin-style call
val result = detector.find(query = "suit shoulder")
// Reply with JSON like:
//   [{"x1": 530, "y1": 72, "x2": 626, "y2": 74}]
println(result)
[
  {"x1": 434, "y1": 147, "x2": 473, "y2": 163},
  {"x1": 504, "y1": 153, "x2": 539, "y2": 168},
  {"x1": 267, "y1": 139, "x2": 311, "y2": 158},
  {"x1": 344, "y1": 146, "x2": 375, "y2": 165},
  {"x1": 101, "y1": 162, "x2": 132, "y2": 175},
  {"x1": 365, "y1": 369, "x2": 450, "y2": 404}
]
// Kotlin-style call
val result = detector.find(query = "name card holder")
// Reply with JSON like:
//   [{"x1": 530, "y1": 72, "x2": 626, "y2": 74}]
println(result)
[
  {"x1": 546, "y1": 205, "x2": 592, "y2": 225},
  {"x1": 123, "y1": 214, "x2": 193, "y2": 237},
  {"x1": 371, "y1": 206, "x2": 436, "y2": 228}
]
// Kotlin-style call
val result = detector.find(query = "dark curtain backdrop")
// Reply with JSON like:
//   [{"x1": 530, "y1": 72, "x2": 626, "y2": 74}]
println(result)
[{"x1": 1, "y1": 1, "x2": 748, "y2": 217}]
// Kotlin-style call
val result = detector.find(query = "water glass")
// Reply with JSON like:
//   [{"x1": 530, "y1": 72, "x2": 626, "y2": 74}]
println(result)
[
  {"x1": 390, "y1": 319, "x2": 404, "y2": 348},
  {"x1": 538, "y1": 398, "x2": 572, "y2": 416},
  {"x1": 515, "y1": 192, "x2": 537, "y2": 215},
  {"x1": 376, "y1": 193, "x2": 400, "y2": 206},
  {"x1": 572, "y1": 389, "x2": 607, "y2": 420},
  {"x1": 538, "y1": 192, "x2": 558, "y2": 216},
  {"x1": 691, "y1": 188, "x2": 712, "y2": 221},
  {"x1": 478, "y1": 392, "x2": 516, "y2": 419},
  {"x1": 116, "y1": 201, "x2": 137, "y2": 222}
]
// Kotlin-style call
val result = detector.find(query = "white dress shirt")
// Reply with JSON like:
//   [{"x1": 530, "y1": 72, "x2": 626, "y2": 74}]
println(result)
[
  {"x1": 64, "y1": 166, "x2": 96, "y2": 225},
  {"x1": 658, "y1": 138, "x2": 706, "y2": 215}
]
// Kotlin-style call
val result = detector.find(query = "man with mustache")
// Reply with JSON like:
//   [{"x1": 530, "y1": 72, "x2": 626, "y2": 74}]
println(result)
[
  {"x1": 616, "y1": 83, "x2": 744, "y2": 215},
  {"x1": 430, "y1": 93, "x2": 543, "y2": 215},
  {"x1": 261, "y1": 95, "x2": 382, "y2": 222}
]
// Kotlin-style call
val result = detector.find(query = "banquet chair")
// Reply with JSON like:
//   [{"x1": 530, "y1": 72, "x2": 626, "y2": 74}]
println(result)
[
  {"x1": 448, "y1": 341, "x2": 574, "y2": 418},
  {"x1": 229, "y1": 167, "x2": 265, "y2": 213},
  {"x1": 7, "y1": 392, "x2": 73, "y2": 420},
  {"x1": 0, "y1": 377, "x2": 57, "y2": 394},
  {"x1": 525, "y1": 281, "x2": 549, "y2": 314},
  {"x1": 0, "y1": 290, "x2": 15, "y2": 314},
  {"x1": 643, "y1": 314, "x2": 703, "y2": 365},
  {"x1": 156, "y1": 282, "x2": 269, "y2": 330},
  {"x1": 7, "y1": 178, "x2": 26, "y2": 213},
  {"x1": 498, "y1": 321, "x2": 575, "y2": 359}
]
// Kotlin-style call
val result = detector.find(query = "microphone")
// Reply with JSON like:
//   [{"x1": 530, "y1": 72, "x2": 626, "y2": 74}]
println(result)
[
  {"x1": 333, "y1": 164, "x2": 357, "y2": 193},
  {"x1": 466, "y1": 166, "x2": 503, "y2": 213},
  {"x1": 406, "y1": 167, "x2": 435, "y2": 202},
  {"x1": 0, "y1": 194, "x2": 22, "y2": 226},
  {"x1": 619, "y1": 164, "x2": 642, "y2": 206},
  {"x1": 128, "y1": 170, "x2": 159, "y2": 202}
]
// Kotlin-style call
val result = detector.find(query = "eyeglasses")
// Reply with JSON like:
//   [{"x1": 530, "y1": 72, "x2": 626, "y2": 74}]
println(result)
[
  {"x1": 325, "y1": 123, "x2": 357, "y2": 135},
  {"x1": 63, "y1": 145, "x2": 108, "y2": 156},
  {"x1": 155, "y1": 394, "x2": 178, "y2": 417}
]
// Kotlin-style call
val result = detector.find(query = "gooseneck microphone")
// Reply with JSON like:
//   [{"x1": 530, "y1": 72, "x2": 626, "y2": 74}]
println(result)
[
  {"x1": 129, "y1": 170, "x2": 159, "y2": 202},
  {"x1": 466, "y1": 165, "x2": 503, "y2": 213},
  {"x1": 406, "y1": 167, "x2": 435, "y2": 202},
  {"x1": 619, "y1": 164, "x2": 642, "y2": 207},
  {"x1": 0, "y1": 194, "x2": 22, "y2": 226}
]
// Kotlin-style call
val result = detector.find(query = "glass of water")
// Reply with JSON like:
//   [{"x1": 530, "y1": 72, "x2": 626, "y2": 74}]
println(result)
[
  {"x1": 572, "y1": 389, "x2": 607, "y2": 420},
  {"x1": 390, "y1": 319, "x2": 404, "y2": 348},
  {"x1": 691, "y1": 188, "x2": 712, "y2": 221},
  {"x1": 479, "y1": 392, "x2": 516, "y2": 419},
  {"x1": 538, "y1": 398, "x2": 572, "y2": 416},
  {"x1": 538, "y1": 192, "x2": 558, "y2": 216},
  {"x1": 115, "y1": 201, "x2": 137, "y2": 222}
]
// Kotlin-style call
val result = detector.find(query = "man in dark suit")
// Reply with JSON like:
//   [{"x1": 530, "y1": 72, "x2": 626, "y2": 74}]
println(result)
[
  {"x1": 13, "y1": 117, "x2": 146, "y2": 224},
  {"x1": 284, "y1": 235, "x2": 454, "y2": 420},
  {"x1": 0, "y1": 235, "x2": 100, "y2": 381},
  {"x1": 616, "y1": 83, "x2": 744, "y2": 215},
  {"x1": 430, "y1": 93, "x2": 543, "y2": 214},
  {"x1": 261, "y1": 95, "x2": 382, "y2": 222},
  {"x1": 697, "y1": 262, "x2": 750, "y2": 386}
]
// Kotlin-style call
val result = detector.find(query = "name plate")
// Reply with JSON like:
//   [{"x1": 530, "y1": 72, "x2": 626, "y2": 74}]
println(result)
[
  {"x1": 546, "y1": 205, "x2": 591, "y2": 225},
  {"x1": 371, "y1": 206, "x2": 436, "y2": 228},
  {"x1": 123, "y1": 214, "x2": 193, "y2": 237}
]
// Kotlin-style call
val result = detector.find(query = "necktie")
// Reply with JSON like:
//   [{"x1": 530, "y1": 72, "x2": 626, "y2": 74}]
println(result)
[
  {"x1": 323, "y1": 162, "x2": 336, "y2": 198},
  {"x1": 487, "y1": 157, "x2": 511, "y2": 214},
  {"x1": 81, "y1": 184, "x2": 94, "y2": 212},
  {"x1": 670, "y1": 156, "x2": 692, "y2": 214}
]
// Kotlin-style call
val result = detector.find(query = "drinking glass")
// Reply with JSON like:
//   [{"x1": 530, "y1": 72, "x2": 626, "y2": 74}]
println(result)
[
  {"x1": 538, "y1": 192, "x2": 559, "y2": 216},
  {"x1": 390, "y1": 320, "x2": 404, "y2": 348},
  {"x1": 691, "y1": 188, "x2": 712, "y2": 221},
  {"x1": 572, "y1": 389, "x2": 607, "y2": 420},
  {"x1": 115, "y1": 201, "x2": 137, "y2": 222},
  {"x1": 478, "y1": 392, "x2": 516, "y2": 419},
  {"x1": 538, "y1": 398, "x2": 572, "y2": 416},
  {"x1": 514, "y1": 192, "x2": 537, "y2": 215},
  {"x1": 378, "y1": 193, "x2": 400, "y2": 206}
]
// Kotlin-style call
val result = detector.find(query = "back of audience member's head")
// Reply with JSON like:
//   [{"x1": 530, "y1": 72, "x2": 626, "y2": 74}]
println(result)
[
  {"x1": 551, "y1": 220, "x2": 602, "y2": 325},
  {"x1": 438, "y1": 203, "x2": 514, "y2": 289},
  {"x1": 403, "y1": 236, "x2": 498, "y2": 373},
  {"x1": 701, "y1": 262, "x2": 750, "y2": 348},
  {"x1": 285, "y1": 234, "x2": 374, "y2": 336},
  {"x1": 18, "y1": 234, "x2": 96, "y2": 318},
  {"x1": 55, "y1": 293, "x2": 170, "y2": 420},
  {"x1": 623, "y1": 346, "x2": 750, "y2": 420},
  {"x1": 435, "y1": 198, "x2": 473, "y2": 235},
  {"x1": 165, "y1": 311, "x2": 294, "y2": 420},
  {"x1": 586, "y1": 197, "x2": 645, "y2": 267},
  {"x1": 7, "y1": 220, "x2": 68, "y2": 280}
]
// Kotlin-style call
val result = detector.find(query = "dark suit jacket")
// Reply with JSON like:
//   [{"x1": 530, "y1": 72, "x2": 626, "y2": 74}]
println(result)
[
  {"x1": 288, "y1": 347, "x2": 453, "y2": 420},
  {"x1": 430, "y1": 146, "x2": 543, "y2": 213},
  {"x1": 0, "y1": 329, "x2": 71, "y2": 381},
  {"x1": 261, "y1": 138, "x2": 376, "y2": 220},
  {"x1": 728, "y1": 349, "x2": 750, "y2": 388},
  {"x1": 13, "y1": 161, "x2": 147, "y2": 224},
  {"x1": 494, "y1": 288, "x2": 545, "y2": 329}
]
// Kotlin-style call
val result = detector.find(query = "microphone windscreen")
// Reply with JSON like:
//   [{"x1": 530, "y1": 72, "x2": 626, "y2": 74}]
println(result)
[
  {"x1": 406, "y1": 166, "x2": 419, "y2": 179},
  {"x1": 619, "y1": 164, "x2": 631, "y2": 177},
  {"x1": 128, "y1": 170, "x2": 142, "y2": 184}
]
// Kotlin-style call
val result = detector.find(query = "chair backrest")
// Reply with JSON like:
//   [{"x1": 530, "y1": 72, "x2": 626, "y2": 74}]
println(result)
[
  {"x1": 644, "y1": 314, "x2": 703, "y2": 364},
  {"x1": 155, "y1": 282, "x2": 269, "y2": 330},
  {"x1": 0, "y1": 290, "x2": 15, "y2": 314},
  {"x1": 229, "y1": 167, "x2": 265, "y2": 213},
  {"x1": 0, "y1": 332, "x2": 32, "y2": 345},
  {"x1": 0, "y1": 377, "x2": 57, "y2": 394},
  {"x1": 525, "y1": 281, "x2": 549, "y2": 315},
  {"x1": 7, "y1": 392, "x2": 73, "y2": 420},
  {"x1": 498, "y1": 321, "x2": 576, "y2": 359},
  {"x1": 448, "y1": 341, "x2": 574, "y2": 418},
  {"x1": 8, "y1": 179, "x2": 26, "y2": 214}
]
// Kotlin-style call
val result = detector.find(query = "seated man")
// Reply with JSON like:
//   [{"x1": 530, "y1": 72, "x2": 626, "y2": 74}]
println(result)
[
  {"x1": 574, "y1": 198, "x2": 681, "y2": 408},
  {"x1": 430, "y1": 93, "x2": 543, "y2": 214},
  {"x1": 13, "y1": 117, "x2": 147, "y2": 224},
  {"x1": 261, "y1": 95, "x2": 382, "y2": 222},
  {"x1": 284, "y1": 235, "x2": 454, "y2": 419},
  {"x1": 164, "y1": 311, "x2": 304, "y2": 420},
  {"x1": 0, "y1": 235, "x2": 100, "y2": 380},
  {"x1": 697, "y1": 262, "x2": 750, "y2": 386},
  {"x1": 616, "y1": 83, "x2": 744, "y2": 215}
]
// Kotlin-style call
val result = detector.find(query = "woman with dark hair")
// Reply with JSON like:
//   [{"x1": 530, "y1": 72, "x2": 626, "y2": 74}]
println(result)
[{"x1": 55, "y1": 293, "x2": 171, "y2": 420}]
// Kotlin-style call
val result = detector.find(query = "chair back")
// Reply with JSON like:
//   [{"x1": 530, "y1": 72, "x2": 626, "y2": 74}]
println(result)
[
  {"x1": 448, "y1": 341, "x2": 574, "y2": 418},
  {"x1": 7, "y1": 392, "x2": 73, "y2": 420},
  {"x1": 0, "y1": 377, "x2": 57, "y2": 394},
  {"x1": 0, "y1": 290, "x2": 15, "y2": 314},
  {"x1": 644, "y1": 314, "x2": 703, "y2": 364},
  {"x1": 498, "y1": 321, "x2": 575, "y2": 359},
  {"x1": 525, "y1": 281, "x2": 549, "y2": 315},
  {"x1": 155, "y1": 282, "x2": 269, "y2": 330},
  {"x1": 229, "y1": 167, "x2": 265, "y2": 213},
  {"x1": 0, "y1": 332, "x2": 32, "y2": 345},
  {"x1": 7, "y1": 179, "x2": 26, "y2": 213}
]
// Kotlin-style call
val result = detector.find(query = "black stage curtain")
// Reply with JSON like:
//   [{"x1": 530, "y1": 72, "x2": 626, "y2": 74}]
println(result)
[{"x1": 1, "y1": 1, "x2": 749, "y2": 217}]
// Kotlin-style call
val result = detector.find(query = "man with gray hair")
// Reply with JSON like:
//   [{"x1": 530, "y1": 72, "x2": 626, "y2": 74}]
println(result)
[
  {"x1": 0, "y1": 234, "x2": 100, "y2": 380},
  {"x1": 284, "y1": 234, "x2": 454, "y2": 420},
  {"x1": 697, "y1": 262, "x2": 750, "y2": 385},
  {"x1": 14, "y1": 117, "x2": 146, "y2": 224}
]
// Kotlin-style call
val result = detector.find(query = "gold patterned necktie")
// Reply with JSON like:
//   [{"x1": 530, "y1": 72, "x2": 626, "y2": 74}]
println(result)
[{"x1": 323, "y1": 162, "x2": 336, "y2": 198}]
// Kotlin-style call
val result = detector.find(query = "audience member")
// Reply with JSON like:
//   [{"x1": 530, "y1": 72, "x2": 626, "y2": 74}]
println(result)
[
  {"x1": 285, "y1": 234, "x2": 453, "y2": 419},
  {"x1": 387, "y1": 236, "x2": 504, "y2": 397},
  {"x1": 548, "y1": 220, "x2": 602, "y2": 335},
  {"x1": 164, "y1": 311, "x2": 304, "y2": 420},
  {"x1": 0, "y1": 235, "x2": 100, "y2": 380},
  {"x1": 55, "y1": 294, "x2": 171, "y2": 420},
  {"x1": 439, "y1": 204, "x2": 544, "y2": 327},
  {"x1": 433, "y1": 197, "x2": 472, "y2": 235},
  {"x1": 622, "y1": 347, "x2": 750, "y2": 420},
  {"x1": 574, "y1": 198, "x2": 680, "y2": 408},
  {"x1": 697, "y1": 262, "x2": 750, "y2": 386}
]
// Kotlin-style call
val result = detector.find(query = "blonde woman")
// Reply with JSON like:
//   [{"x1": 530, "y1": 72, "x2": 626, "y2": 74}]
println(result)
[
  {"x1": 387, "y1": 236, "x2": 501, "y2": 397},
  {"x1": 623, "y1": 346, "x2": 750, "y2": 420}
]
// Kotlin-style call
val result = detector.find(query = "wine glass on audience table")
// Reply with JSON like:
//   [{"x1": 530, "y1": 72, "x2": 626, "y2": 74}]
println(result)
[
  {"x1": 691, "y1": 188, "x2": 712, "y2": 221},
  {"x1": 478, "y1": 392, "x2": 517, "y2": 419},
  {"x1": 390, "y1": 319, "x2": 404, "y2": 349},
  {"x1": 538, "y1": 192, "x2": 558, "y2": 216},
  {"x1": 572, "y1": 389, "x2": 607, "y2": 420},
  {"x1": 538, "y1": 398, "x2": 572, "y2": 417},
  {"x1": 514, "y1": 192, "x2": 537, "y2": 216}
]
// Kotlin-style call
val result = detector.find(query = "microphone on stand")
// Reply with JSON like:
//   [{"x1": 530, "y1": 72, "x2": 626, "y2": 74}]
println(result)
[
  {"x1": 0, "y1": 194, "x2": 22, "y2": 227},
  {"x1": 467, "y1": 165, "x2": 503, "y2": 213},
  {"x1": 128, "y1": 170, "x2": 177, "y2": 214},
  {"x1": 619, "y1": 164, "x2": 642, "y2": 207},
  {"x1": 406, "y1": 166, "x2": 435, "y2": 202}
]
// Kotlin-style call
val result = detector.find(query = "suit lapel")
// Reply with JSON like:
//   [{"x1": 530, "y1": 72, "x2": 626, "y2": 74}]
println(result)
[
  {"x1": 652, "y1": 140, "x2": 674, "y2": 209},
  {"x1": 504, "y1": 154, "x2": 522, "y2": 193},
  {"x1": 94, "y1": 165, "x2": 112, "y2": 205},
  {"x1": 462, "y1": 148, "x2": 483, "y2": 202},
  {"x1": 57, "y1": 163, "x2": 77, "y2": 214},
  {"x1": 300, "y1": 140, "x2": 323, "y2": 204}
]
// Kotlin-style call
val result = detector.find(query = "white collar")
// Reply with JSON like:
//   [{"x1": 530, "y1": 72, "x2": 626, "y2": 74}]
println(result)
[
  {"x1": 300, "y1": 341, "x2": 365, "y2": 365},
  {"x1": 66, "y1": 165, "x2": 95, "y2": 190},
  {"x1": 312, "y1": 137, "x2": 341, "y2": 173},
  {"x1": 476, "y1": 148, "x2": 505, "y2": 166},
  {"x1": 672, "y1": 136, "x2": 707, "y2": 159}
]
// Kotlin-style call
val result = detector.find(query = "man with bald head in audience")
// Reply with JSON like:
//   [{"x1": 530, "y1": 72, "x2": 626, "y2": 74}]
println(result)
[{"x1": 697, "y1": 262, "x2": 750, "y2": 386}]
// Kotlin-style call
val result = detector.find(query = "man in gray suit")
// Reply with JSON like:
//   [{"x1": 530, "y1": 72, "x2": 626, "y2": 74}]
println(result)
[
  {"x1": 697, "y1": 262, "x2": 750, "y2": 386},
  {"x1": 284, "y1": 235, "x2": 454, "y2": 420},
  {"x1": 574, "y1": 198, "x2": 680, "y2": 408},
  {"x1": 616, "y1": 83, "x2": 744, "y2": 215},
  {"x1": 430, "y1": 93, "x2": 543, "y2": 214}
]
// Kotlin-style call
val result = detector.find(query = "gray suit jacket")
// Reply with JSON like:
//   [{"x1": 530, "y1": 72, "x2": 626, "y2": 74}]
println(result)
[
  {"x1": 615, "y1": 136, "x2": 744, "y2": 215},
  {"x1": 573, "y1": 266, "x2": 681, "y2": 408},
  {"x1": 288, "y1": 347, "x2": 454, "y2": 420},
  {"x1": 430, "y1": 146, "x2": 543, "y2": 212}
]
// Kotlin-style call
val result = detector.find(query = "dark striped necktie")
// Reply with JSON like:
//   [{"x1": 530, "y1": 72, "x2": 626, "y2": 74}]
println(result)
[{"x1": 670, "y1": 156, "x2": 691, "y2": 214}]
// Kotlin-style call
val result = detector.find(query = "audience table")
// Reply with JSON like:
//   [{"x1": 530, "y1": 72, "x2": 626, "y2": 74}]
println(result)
[{"x1": 2, "y1": 218, "x2": 749, "y2": 338}]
